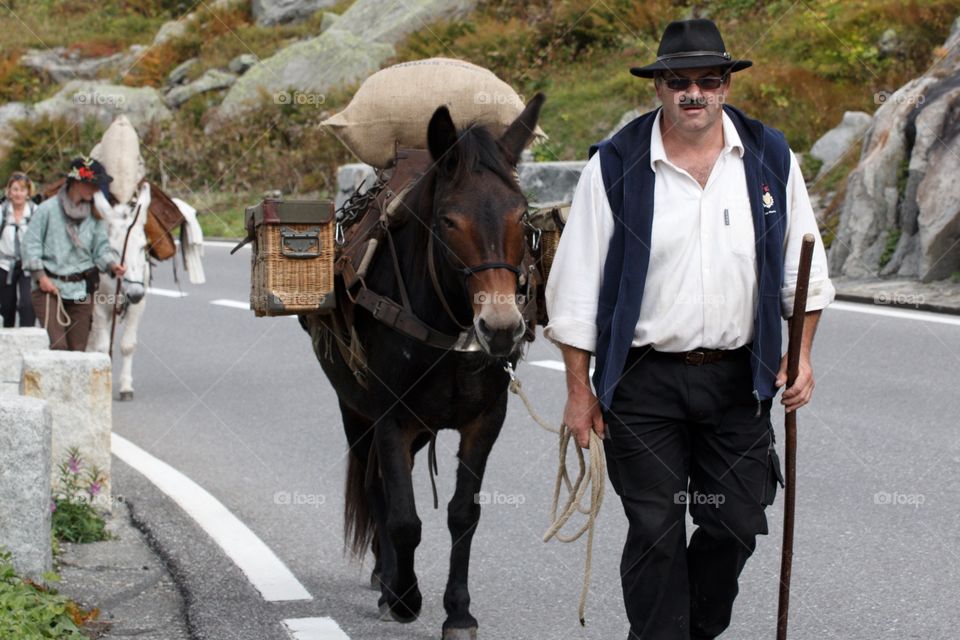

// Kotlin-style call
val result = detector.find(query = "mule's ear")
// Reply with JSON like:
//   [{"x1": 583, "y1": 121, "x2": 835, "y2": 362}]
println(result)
[
  {"x1": 499, "y1": 92, "x2": 545, "y2": 165},
  {"x1": 427, "y1": 105, "x2": 459, "y2": 164}
]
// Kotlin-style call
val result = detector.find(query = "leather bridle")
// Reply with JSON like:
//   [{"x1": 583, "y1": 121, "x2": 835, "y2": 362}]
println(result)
[{"x1": 425, "y1": 213, "x2": 527, "y2": 332}]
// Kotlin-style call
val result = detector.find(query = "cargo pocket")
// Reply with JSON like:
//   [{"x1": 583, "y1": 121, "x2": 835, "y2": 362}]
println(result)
[{"x1": 761, "y1": 437, "x2": 785, "y2": 506}]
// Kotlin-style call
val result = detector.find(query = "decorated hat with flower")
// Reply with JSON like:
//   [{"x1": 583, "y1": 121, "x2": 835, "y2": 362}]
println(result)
[{"x1": 66, "y1": 156, "x2": 113, "y2": 186}]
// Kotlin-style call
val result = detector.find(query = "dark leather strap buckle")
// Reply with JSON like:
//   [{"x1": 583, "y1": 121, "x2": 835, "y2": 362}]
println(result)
[{"x1": 684, "y1": 350, "x2": 707, "y2": 366}]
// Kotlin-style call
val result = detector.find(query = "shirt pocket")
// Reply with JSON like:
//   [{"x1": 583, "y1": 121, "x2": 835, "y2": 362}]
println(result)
[{"x1": 724, "y1": 197, "x2": 756, "y2": 258}]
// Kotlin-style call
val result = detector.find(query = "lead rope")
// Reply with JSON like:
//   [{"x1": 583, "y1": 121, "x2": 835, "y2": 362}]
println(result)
[
  {"x1": 504, "y1": 361, "x2": 605, "y2": 626},
  {"x1": 43, "y1": 289, "x2": 72, "y2": 330}
]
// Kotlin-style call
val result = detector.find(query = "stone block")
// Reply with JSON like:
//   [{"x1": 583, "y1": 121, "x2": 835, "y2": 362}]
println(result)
[
  {"x1": 0, "y1": 396, "x2": 52, "y2": 580},
  {"x1": 0, "y1": 328, "x2": 50, "y2": 393},
  {"x1": 21, "y1": 351, "x2": 112, "y2": 510}
]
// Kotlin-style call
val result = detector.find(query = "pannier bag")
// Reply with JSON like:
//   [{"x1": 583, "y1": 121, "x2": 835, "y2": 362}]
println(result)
[{"x1": 245, "y1": 199, "x2": 336, "y2": 316}]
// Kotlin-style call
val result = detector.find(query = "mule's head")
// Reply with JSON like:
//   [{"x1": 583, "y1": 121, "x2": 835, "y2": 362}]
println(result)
[
  {"x1": 95, "y1": 186, "x2": 149, "y2": 305},
  {"x1": 426, "y1": 93, "x2": 545, "y2": 358}
]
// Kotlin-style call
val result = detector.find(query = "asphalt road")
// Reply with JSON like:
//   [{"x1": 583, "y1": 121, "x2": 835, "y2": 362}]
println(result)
[{"x1": 111, "y1": 243, "x2": 960, "y2": 640}]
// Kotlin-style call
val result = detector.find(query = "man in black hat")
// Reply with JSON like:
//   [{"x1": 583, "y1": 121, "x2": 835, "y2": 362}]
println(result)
[
  {"x1": 545, "y1": 19, "x2": 835, "y2": 639},
  {"x1": 22, "y1": 157, "x2": 125, "y2": 350}
]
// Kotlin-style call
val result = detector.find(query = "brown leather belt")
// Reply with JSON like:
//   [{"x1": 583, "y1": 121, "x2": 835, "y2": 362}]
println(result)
[
  {"x1": 44, "y1": 267, "x2": 96, "y2": 282},
  {"x1": 649, "y1": 346, "x2": 748, "y2": 366}
]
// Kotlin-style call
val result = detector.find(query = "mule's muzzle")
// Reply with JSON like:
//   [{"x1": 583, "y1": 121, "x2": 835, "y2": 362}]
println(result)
[
  {"x1": 475, "y1": 316, "x2": 525, "y2": 357},
  {"x1": 124, "y1": 282, "x2": 145, "y2": 305}
]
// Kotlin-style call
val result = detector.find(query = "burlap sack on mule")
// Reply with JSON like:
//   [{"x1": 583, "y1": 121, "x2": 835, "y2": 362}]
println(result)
[{"x1": 322, "y1": 58, "x2": 546, "y2": 168}]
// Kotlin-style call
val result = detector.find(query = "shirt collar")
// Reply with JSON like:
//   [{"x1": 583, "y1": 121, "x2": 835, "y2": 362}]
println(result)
[{"x1": 650, "y1": 108, "x2": 745, "y2": 171}]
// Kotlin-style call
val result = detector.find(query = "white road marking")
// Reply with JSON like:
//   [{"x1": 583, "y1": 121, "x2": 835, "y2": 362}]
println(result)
[
  {"x1": 282, "y1": 618, "x2": 351, "y2": 640},
  {"x1": 147, "y1": 287, "x2": 188, "y2": 298},
  {"x1": 204, "y1": 240, "x2": 247, "y2": 249},
  {"x1": 111, "y1": 434, "x2": 313, "y2": 602},
  {"x1": 210, "y1": 298, "x2": 301, "y2": 320},
  {"x1": 211, "y1": 299, "x2": 251, "y2": 310},
  {"x1": 831, "y1": 301, "x2": 960, "y2": 326}
]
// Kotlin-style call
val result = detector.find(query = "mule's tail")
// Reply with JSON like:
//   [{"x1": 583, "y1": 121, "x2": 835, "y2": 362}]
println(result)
[{"x1": 344, "y1": 444, "x2": 376, "y2": 558}]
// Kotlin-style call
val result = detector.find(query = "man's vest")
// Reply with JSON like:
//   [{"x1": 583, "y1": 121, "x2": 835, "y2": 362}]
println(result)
[{"x1": 588, "y1": 105, "x2": 792, "y2": 411}]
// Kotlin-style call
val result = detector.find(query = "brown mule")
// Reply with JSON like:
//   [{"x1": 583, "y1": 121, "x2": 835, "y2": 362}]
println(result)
[{"x1": 301, "y1": 94, "x2": 546, "y2": 639}]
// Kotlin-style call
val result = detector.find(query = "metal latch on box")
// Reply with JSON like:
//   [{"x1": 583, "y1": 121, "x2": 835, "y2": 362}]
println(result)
[{"x1": 280, "y1": 226, "x2": 321, "y2": 259}]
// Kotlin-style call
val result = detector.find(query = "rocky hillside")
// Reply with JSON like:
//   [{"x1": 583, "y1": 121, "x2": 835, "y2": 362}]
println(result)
[{"x1": 0, "y1": 0, "x2": 957, "y2": 262}]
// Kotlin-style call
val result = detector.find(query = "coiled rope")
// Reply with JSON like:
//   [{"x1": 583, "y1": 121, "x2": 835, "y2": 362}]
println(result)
[
  {"x1": 504, "y1": 362, "x2": 605, "y2": 626},
  {"x1": 43, "y1": 289, "x2": 72, "y2": 329}
]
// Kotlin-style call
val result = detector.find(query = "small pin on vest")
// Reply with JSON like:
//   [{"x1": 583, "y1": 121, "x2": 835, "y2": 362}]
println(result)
[{"x1": 761, "y1": 184, "x2": 775, "y2": 213}]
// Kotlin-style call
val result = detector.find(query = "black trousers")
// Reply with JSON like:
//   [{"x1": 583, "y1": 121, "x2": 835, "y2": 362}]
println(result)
[
  {"x1": 602, "y1": 346, "x2": 782, "y2": 640},
  {"x1": 0, "y1": 264, "x2": 36, "y2": 328}
]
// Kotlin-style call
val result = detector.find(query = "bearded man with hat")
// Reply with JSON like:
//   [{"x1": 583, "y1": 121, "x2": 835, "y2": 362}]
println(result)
[
  {"x1": 22, "y1": 157, "x2": 126, "y2": 351},
  {"x1": 545, "y1": 18, "x2": 835, "y2": 639}
]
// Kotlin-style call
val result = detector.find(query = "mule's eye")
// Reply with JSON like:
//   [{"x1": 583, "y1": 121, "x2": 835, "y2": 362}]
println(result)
[{"x1": 441, "y1": 216, "x2": 456, "y2": 230}]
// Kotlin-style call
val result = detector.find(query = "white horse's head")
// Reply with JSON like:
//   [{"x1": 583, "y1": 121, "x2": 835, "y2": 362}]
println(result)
[
  {"x1": 95, "y1": 186, "x2": 149, "y2": 305},
  {"x1": 90, "y1": 115, "x2": 150, "y2": 306}
]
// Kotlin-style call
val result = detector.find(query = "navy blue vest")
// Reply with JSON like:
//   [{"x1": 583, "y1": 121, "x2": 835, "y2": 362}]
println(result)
[{"x1": 588, "y1": 105, "x2": 792, "y2": 410}]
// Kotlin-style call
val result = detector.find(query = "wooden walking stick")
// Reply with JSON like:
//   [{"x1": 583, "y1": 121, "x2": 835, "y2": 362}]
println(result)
[{"x1": 777, "y1": 233, "x2": 816, "y2": 640}]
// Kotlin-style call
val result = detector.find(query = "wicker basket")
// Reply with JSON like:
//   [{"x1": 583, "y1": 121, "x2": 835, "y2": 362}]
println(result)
[
  {"x1": 247, "y1": 199, "x2": 336, "y2": 316},
  {"x1": 526, "y1": 204, "x2": 568, "y2": 326},
  {"x1": 527, "y1": 204, "x2": 568, "y2": 285}
]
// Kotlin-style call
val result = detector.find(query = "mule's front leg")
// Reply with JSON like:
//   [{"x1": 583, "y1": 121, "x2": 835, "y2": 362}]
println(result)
[
  {"x1": 86, "y1": 288, "x2": 112, "y2": 355},
  {"x1": 117, "y1": 298, "x2": 145, "y2": 400},
  {"x1": 443, "y1": 415, "x2": 504, "y2": 640},
  {"x1": 375, "y1": 420, "x2": 423, "y2": 622}
]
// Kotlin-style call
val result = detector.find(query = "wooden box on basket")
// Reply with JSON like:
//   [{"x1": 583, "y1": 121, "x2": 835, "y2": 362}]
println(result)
[{"x1": 244, "y1": 199, "x2": 336, "y2": 316}]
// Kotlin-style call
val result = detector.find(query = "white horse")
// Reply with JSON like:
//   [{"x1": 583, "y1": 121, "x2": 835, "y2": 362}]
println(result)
[
  {"x1": 83, "y1": 115, "x2": 205, "y2": 400},
  {"x1": 88, "y1": 185, "x2": 150, "y2": 400}
]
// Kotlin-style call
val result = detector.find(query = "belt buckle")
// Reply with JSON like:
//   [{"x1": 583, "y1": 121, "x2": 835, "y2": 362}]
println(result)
[{"x1": 684, "y1": 350, "x2": 706, "y2": 366}]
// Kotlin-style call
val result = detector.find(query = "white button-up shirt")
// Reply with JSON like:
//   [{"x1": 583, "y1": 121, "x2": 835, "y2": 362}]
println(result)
[{"x1": 545, "y1": 110, "x2": 835, "y2": 353}]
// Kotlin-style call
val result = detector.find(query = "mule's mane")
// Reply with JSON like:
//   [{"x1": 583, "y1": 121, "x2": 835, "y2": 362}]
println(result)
[{"x1": 435, "y1": 124, "x2": 521, "y2": 193}]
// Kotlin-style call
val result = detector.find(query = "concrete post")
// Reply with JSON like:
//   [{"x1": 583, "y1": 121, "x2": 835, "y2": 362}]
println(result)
[
  {"x1": 21, "y1": 351, "x2": 113, "y2": 511},
  {"x1": 0, "y1": 396, "x2": 53, "y2": 579},
  {"x1": 0, "y1": 328, "x2": 50, "y2": 397}
]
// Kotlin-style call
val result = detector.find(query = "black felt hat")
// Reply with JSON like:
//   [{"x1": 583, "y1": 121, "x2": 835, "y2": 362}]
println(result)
[
  {"x1": 66, "y1": 156, "x2": 112, "y2": 187},
  {"x1": 631, "y1": 19, "x2": 752, "y2": 78}
]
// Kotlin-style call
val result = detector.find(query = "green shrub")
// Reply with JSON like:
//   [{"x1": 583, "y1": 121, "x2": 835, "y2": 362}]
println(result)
[
  {"x1": 879, "y1": 228, "x2": 901, "y2": 269},
  {"x1": 0, "y1": 116, "x2": 105, "y2": 190},
  {"x1": 0, "y1": 550, "x2": 90, "y2": 639}
]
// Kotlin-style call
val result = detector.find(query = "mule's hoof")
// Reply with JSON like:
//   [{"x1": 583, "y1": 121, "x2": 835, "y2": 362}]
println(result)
[
  {"x1": 390, "y1": 607, "x2": 419, "y2": 624},
  {"x1": 119, "y1": 391, "x2": 134, "y2": 401},
  {"x1": 442, "y1": 627, "x2": 478, "y2": 640},
  {"x1": 369, "y1": 571, "x2": 381, "y2": 590},
  {"x1": 378, "y1": 602, "x2": 392, "y2": 621}
]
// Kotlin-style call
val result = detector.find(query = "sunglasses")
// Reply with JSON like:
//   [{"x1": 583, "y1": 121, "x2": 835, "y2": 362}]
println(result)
[{"x1": 663, "y1": 76, "x2": 728, "y2": 92}]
